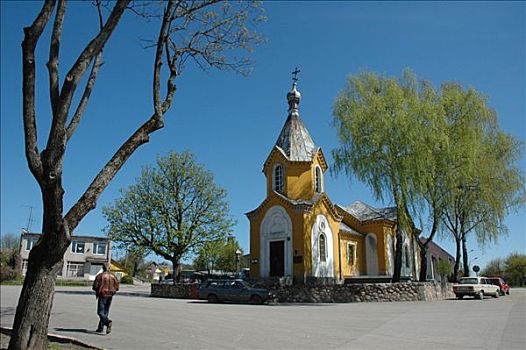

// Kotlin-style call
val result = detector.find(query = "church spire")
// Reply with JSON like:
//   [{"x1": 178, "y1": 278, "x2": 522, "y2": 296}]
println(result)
[
  {"x1": 274, "y1": 68, "x2": 317, "y2": 162},
  {"x1": 287, "y1": 67, "x2": 301, "y2": 116}
]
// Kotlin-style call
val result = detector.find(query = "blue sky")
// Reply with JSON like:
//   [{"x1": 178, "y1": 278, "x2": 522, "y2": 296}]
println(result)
[{"x1": 1, "y1": 1, "x2": 524, "y2": 268}]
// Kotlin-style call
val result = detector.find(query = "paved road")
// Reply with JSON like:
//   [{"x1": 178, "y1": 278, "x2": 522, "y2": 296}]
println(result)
[{"x1": 1, "y1": 285, "x2": 525, "y2": 350}]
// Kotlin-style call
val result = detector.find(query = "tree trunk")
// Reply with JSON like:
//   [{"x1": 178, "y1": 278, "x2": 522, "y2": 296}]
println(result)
[
  {"x1": 419, "y1": 245, "x2": 428, "y2": 282},
  {"x1": 452, "y1": 237, "x2": 461, "y2": 282},
  {"x1": 462, "y1": 236, "x2": 470, "y2": 277},
  {"x1": 172, "y1": 259, "x2": 181, "y2": 283},
  {"x1": 9, "y1": 223, "x2": 69, "y2": 350},
  {"x1": 392, "y1": 230, "x2": 403, "y2": 282}
]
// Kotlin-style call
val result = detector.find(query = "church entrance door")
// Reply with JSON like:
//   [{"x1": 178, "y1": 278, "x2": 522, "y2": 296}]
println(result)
[{"x1": 269, "y1": 240, "x2": 285, "y2": 277}]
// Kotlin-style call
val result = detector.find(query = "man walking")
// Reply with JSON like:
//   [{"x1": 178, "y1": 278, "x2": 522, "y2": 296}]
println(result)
[{"x1": 92, "y1": 262, "x2": 119, "y2": 334}]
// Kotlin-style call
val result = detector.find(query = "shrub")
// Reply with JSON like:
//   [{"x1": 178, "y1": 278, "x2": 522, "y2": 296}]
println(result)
[{"x1": 120, "y1": 275, "x2": 134, "y2": 284}]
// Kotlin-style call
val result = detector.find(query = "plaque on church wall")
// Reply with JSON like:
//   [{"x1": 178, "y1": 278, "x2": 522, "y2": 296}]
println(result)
[{"x1": 293, "y1": 256, "x2": 303, "y2": 264}]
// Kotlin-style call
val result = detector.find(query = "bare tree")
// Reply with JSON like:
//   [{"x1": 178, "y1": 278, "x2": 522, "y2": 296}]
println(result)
[
  {"x1": 1, "y1": 233, "x2": 20, "y2": 250},
  {"x1": 11, "y1": 1, "x2": 263, "y2": 348}
]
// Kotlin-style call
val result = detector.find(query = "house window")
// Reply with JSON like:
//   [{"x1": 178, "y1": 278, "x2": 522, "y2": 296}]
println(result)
[
  {"x1": 66, "y1": 262, "x2": 84, "y2": 277},
  {"x1": 71, "y1": 241, "x2": 85, "y2": 254},
  {"x1": 314, "y1": 166, "x2": 322, "y2": 193},
  {"x1": 93, "y1": 241, "x2": 106, "y2": 255},
  {"x1": 273, "y1": 164, "x2": 284, "y2": 193},
  {"x1": 21, "y1": 259, "x2": 28, "y2": 276},
  {"x1": 319, "y1": 233, "x2": 326, "y2": 262},
  {"x1": 25, "y1": 238, "x2": 36, "y2": 251},
  {"x1": 347, "y1": 242, "x2": 356, "y2": 266}
]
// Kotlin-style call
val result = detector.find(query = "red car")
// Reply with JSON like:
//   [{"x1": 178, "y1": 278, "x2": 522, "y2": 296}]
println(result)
[{"x1": 488, "y1": 277, "x2": 510, "y2": 296}]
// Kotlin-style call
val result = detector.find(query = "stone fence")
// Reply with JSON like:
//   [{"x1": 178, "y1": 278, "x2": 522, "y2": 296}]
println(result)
[
  {"x1": 151, "y1": 283, "x2": 199, "y2": 299},
  {"x1": 151, "y1": 280, "x2": 454, "y2": 302},
  {"x1": 270, "y1": 282, "x2": 454, "y2": 303}
]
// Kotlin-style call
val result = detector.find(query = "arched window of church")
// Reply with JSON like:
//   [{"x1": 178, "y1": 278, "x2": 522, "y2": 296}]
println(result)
[
  {"x1": 273, "y1": 164, "x2": 284, "y2": 193},
  {"x1": 319, "y1": 233, "x2": 326, "y2": 262},
  {"x1": 314, "y1": 166, "x2": 322, "y2": 193}
]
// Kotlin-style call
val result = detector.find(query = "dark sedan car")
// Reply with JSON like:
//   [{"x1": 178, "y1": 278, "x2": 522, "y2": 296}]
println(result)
[
  {"x1": 199, "y1": 279, "x2": 274, "y2": 304},
  {"x1": 488, "y1": 277, "x2": 510, "y2": 295}
]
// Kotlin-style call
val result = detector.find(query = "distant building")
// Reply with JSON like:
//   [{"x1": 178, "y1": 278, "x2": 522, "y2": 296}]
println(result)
[
  {"x1": 19, "y1": 231, "x2": 111, "y2": 280},
  {"x1": 420, "y1": 238, "x2": 455, "y2": 282}
]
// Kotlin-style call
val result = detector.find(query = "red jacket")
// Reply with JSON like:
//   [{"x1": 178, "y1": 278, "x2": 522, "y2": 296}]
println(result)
[{"x1": 92, "y1": 271, "x2": 119, "y2": 298}]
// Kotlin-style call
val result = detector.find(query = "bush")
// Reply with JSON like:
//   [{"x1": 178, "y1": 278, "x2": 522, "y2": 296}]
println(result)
[{"x1": 120, "y1": 275, "x2": 134, "y2": 284}]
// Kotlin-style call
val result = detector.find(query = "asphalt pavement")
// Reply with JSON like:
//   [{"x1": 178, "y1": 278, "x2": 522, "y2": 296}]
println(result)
[{"x1": 1, "y1": 284, "x2": 525, "y2": 350}]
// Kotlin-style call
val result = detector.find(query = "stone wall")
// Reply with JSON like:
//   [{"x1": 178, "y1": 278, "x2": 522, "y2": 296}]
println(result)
[
  {"x1": 151, "y1": 280, "x2": 454, "y2": 303},
  {"x1": 271, "y1": 282, "x2": 455, "y2": 303},
  {"x1": 151, "y1": 283, "x2": 198, "y2": 299}
]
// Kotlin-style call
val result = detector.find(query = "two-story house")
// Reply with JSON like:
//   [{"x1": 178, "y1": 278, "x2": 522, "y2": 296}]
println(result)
[{"x1": 19, "y1": 231, "x2": 112, "y2": 280}]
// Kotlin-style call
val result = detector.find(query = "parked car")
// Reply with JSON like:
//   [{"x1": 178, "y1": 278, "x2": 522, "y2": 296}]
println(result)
[
  {"x1": 453, "y1": 277, "x2": 500, "y2": 300},
  {"x1": 159, "y1": 278, "x2": 174, "y2": 285},
  {"x1": 199, "y1": 279, "x2": 274, "y2": 304},
  {"x1": 487, "y1": 277, "x2": 510, "y2": 295}
]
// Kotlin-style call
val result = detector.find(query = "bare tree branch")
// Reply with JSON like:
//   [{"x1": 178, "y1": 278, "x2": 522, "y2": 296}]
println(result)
[
  {"x1": 22, "y1": 0, "x2": 57, "y2": 183},
  {"x1": 66, "y1": 1, "x2": 105, "y2": 142},
  {"x1": 45, "y1": 0, "x2": 130, "y2": 168},
  {"x1": 65, "y1": 114, "x2": 164, "y2": 230},
  {"x1": 47, "y1": 0, "x2": 66, "y2": 116},
  {"x1": 153, "y1": 0, "x2": 176, "y2": 116}
]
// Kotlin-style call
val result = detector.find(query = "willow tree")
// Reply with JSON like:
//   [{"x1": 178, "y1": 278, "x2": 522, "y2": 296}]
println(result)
[
  {"x1": 13, "y1": 1, "x2": 263, "y2": 348},
  {"x1": 441, "y1": 83, "x2": 525, "y2": 280},
  {"x1": 103, "y1": 152, "x2": 235, "y2": 283},
  {"x1": 332, "y1": 70, "x2": 440, "y2": 282}
]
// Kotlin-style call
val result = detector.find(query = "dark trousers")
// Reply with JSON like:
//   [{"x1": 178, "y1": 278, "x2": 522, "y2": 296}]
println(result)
[{"x1": 97, "y1": 296, "x2": 113, "y2": 330}]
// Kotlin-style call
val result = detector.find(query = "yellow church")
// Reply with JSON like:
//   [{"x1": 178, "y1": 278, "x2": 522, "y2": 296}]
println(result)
[{"x1": 246, "y1": 79, "x2": 420, "y2": 283}]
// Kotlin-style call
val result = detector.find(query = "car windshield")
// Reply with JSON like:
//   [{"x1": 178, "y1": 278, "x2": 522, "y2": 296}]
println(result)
[{"x1": 459, "y1": 278, "x2": 479, "y2": 284}]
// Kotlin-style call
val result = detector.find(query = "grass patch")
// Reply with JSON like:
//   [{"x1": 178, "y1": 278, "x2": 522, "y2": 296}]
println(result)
[{"x1": 1, "y1": 279, "x2": 90, "y2": 287}]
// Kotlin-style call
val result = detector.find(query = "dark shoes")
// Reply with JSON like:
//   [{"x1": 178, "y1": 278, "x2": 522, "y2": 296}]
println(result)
[
  {"x1": 95, "y1": 328, "x2": 104, "y2": 333},
  {"x1": 106, "y1": 320, "x2": 112, "y2": 334}
]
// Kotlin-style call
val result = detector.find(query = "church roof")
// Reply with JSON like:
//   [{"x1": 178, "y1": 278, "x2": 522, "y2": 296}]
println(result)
[
  {"x1": 339, "y1": 222, "x2": 364, "y2": 236},
  {"x1": 275, "y1": 114, "x2": 318, "y2": 162},
  {"x1": 338, "y1": 201, "x2": 397, "y2": 223},
  {"x1": 273, "y1": 81, "x2": 319, "y2": 162}
]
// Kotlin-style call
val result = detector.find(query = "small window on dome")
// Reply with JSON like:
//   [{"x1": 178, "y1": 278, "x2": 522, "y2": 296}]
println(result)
[
  {"x1": 273, "y1": 164, "x2": 284, "y2": 193},
  {"x1": 314, "y1": 166, "x2": 322, "y2": 193}
]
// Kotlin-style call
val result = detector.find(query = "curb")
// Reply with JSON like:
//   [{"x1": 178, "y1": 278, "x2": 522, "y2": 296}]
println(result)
[{"x1": 1, "y1": 327, "x2": 104, "y2": 350}]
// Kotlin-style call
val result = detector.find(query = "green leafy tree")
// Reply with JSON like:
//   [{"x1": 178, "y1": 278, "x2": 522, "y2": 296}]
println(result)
[
  {"x1": 13, "y1": 0, "x2": 263, "y2": 347},
  {"x1": 104, "y1": 151, "x2": 235, "y2": 283},
  {"x1": 194, "y1": 237, "x2": 243, "y2": 274},
  {"x1": 193, "y1": 239, "x2": 223, "y2": 274},
  {"x1": 481, "y1": 257, "x2": 505, "y2": 277},
  {"x1": 216, "y1": 237, "x2": 243, "y2": 273},
  {"x1": 117, "y1": 247, "x2": 147, "y2": 277},
  {"x1": 504, "y1": 253, "x2": 526, "y2": 287},
  {"x1": 440, "y1": 83, "x2": 525, "y2": 281},
  {"x1": 1, "y1": 233, "x2": 21, "y2": 282},
  {"x1": 436, "y1": 259, "x2": 452, "y2": 283},
  {"x1": 333, "y1": 70, "x2": 443, "y2": 282}
]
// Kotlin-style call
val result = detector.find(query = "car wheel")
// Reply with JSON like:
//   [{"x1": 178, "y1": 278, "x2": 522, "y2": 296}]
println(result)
[
  {"x1": 477, "y1": 290, "x2": 484, "y2": 300},
  {"x1": 456, "y1": 294, "x2": 463, "y2": 300},
  {"x1": 207, "y1": 294, "x2": 218, "y2": 303},
  {"x1": 250, "y1": 295, "x2": 263, "y2": 305},
  {"x1": 494, "y1": 291, "x2": 499, "y2": 298}
]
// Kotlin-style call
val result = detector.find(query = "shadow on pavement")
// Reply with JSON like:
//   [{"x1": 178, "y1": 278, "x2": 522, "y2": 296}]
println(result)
[
  {"x1": 53, "y1": 327, "x2": 104, "y2": 336},
  {"x1": 54, "y1": 290, "x2": 151, "y2": 298},
  {"x1": 0, "y1": 307, "x2": 15, "y2": 317},
  {"x1": 186, "y1": 301, "x2": 331, "y2": 307}
]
